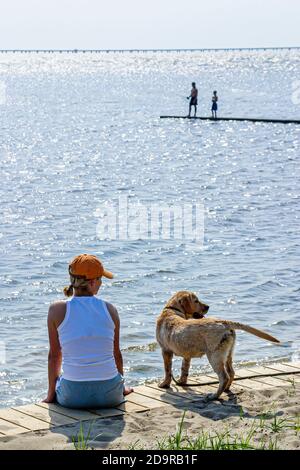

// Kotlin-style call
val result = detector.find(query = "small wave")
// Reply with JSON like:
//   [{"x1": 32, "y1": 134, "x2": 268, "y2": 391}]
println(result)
[
  {"x1": 249, "y1": 280, "x2": 287, "y2": 292},
  {"x1": 0, "y1": 295, "x2": 22, "y2": 302},
  {"x1": 112, "y1": 278, "x2": 137, "y2": 286},
  {"x1": 66, "y1": 188, "x2": 87, "y2": 193},
  {"x1": 0, "y1": 278, "x2": 19, "y2": 286},
  {"x1": 271, "y1": 320, "x2": 299, "y2": 326},
  {"x1": 123, "y1": 342, "x2": 158, "y2": 352},
  {"x1": 142, "y1": 272, "x2": 155, "y2": 278},
  {"x1": 129, "y1": 364, "x2": 158, "y2": 373},
  {"x1": 51, "y1": 261, "x2": 66, "y2": 268},
  {"x1": 156, "y1": 269, "x2": 176, "y2": 274}
]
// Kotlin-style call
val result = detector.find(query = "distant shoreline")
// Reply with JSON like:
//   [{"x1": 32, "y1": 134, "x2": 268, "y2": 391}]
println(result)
[{"x1": 0, "y1": 46, "x2": 299, "y2": 54}]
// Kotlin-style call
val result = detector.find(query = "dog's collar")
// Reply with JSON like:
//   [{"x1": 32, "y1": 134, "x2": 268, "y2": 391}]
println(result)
[
  {"x1": 166, "y1": 306, "x2": 204, "y2": 320},
  {"x1": 165, "y1": 306, "x2": 184, "y2": 315}
]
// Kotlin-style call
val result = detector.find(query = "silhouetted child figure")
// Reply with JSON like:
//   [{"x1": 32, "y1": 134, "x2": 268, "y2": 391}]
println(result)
[{"x1": 211, "y1": 90, "x2": 218, "y2": 119}]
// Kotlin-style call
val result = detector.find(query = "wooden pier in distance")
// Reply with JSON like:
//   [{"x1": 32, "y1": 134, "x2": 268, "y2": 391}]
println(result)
[
  {"x1": 0, "y1": 361, "x2": 299, "y2": 439},
  {"x1": 160, "y1": 116, "x2": 300, "y2": 125},
  {"x1": 0, "y1": 47, "x2": 299, "y2": 54}
]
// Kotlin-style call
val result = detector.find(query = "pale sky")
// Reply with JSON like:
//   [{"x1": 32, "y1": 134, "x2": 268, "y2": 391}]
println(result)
[{"x1": 0, "y1": 0, "x2": 299, "y2": 50}]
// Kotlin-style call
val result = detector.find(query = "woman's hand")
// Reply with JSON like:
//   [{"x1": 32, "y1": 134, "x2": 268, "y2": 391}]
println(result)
[
  {"x1": 42, "y1": 394, "x2": 56, "y2": 403},
  {"x1": 124, "y1": 385, "x2": 134, "y2": 396}
]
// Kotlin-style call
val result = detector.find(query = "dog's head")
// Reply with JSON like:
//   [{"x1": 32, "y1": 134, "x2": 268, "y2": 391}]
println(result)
[{"x1": 166, "y1": 291, "x2": 209, "y2": 319}]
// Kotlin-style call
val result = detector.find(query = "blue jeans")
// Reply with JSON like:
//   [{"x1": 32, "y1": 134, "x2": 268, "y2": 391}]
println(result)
[{"x1": 55, "y1": 373, "x2": 125, "y2": 409}]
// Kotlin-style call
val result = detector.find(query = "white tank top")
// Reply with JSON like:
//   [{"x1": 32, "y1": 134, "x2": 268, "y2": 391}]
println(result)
[{"x1": 57, "y1": 296, "x2": 118, "y2": 381}]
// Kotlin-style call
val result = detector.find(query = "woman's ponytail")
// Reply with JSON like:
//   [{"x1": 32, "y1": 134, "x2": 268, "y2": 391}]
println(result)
[
  {"x1": 63, "y1": 284, "x2": 74, "y2": 297},
  {"x1": 63, "y1": 274, "x2": 89, "y2": 297}
]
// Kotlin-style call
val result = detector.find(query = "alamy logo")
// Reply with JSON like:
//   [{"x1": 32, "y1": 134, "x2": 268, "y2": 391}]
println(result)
[
  {"x1": 0, "y1": 341, "x2": 6, "y2": 364},
  {"x1": 291, "y1": 80, "x2": 300, "y2": 105},
  {"x1": 94, "y1": 195, "x2": 204, "y2": 244},
  {"x1": 0, "y1": 81, "x2": 6, "y2": 105}
]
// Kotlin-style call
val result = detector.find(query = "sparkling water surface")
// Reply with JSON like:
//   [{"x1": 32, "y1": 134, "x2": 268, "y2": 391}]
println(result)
[{"x1": 0, "y1": 50, "x2": 299, "y2": 407}]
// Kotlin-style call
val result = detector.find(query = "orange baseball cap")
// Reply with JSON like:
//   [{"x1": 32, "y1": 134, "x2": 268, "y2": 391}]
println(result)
[{"x1": 69, "y1": 254, "x2": 114, "y2": 280}]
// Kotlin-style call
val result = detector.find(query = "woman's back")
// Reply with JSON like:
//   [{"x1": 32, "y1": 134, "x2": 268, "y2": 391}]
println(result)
[{"x1": 58, "y1": 296, "x2": 118, "y2": 381}]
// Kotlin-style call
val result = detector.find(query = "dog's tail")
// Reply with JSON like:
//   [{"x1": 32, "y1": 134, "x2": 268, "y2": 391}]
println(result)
[{"x1": 215, "y1": 320, "x2": 280, "y2": 343}]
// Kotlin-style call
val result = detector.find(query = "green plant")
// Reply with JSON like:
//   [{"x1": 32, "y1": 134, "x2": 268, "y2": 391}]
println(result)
[
  {"x1": 259, "y1": 435, "x2": 279, "y2": 450},
  {"x1": 258, "y1": 413, "x2": 267, "y2": 429},
  {"x1": 128, "y1": 439, "x2": 145, "y2": 450},
  {"x1": 286, "y1": 378, "x2": 296, "y2": 397},
  {"x1": 71, "y1": 420, "x2": 100, "y2": 450},
  {"x1": 154, "y1": 413, "x2": 280, "y2": 450},
  {"x1": 294, "y1": 415, "x2": 300, "y2": 435},
  {"x1": 268, "y1": 415, "x2": 290, "y2": 433},
  {"x1": 157, "y1": 411, "x2": 187, "y2": 450}
]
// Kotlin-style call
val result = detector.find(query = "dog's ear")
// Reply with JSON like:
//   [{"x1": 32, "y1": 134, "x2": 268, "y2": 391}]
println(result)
[{"x1": 179, "y1": 293, "x2": 192, "y2": 314}]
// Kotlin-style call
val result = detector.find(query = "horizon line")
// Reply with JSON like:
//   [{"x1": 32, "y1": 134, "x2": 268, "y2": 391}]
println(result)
[{"x1": 0, "y1": 46, "x2": 299, "y2": 53}]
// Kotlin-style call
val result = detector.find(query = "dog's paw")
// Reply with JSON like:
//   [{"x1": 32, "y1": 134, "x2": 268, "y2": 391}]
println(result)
[
  {"x1": 158, "y1": 381, "x2": 171, "y2": 389},
  {"x1": 174, "y1": 380, "x2": 187, "y2": 386}
]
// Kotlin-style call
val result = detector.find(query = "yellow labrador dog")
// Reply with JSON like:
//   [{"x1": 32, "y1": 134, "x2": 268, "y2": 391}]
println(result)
[{"x1": 156, "y1": 291, "x2": 280, "y2": 400}]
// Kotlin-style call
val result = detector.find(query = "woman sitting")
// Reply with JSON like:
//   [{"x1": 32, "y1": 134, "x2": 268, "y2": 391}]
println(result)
[{"x1": 43, "y1": 253, "x2": 133, "y2": 409}]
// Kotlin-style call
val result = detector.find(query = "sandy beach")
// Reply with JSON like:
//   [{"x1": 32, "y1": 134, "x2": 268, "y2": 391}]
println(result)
[{"x1": 1, "y1": 377, "x2": 299, "y2": 450}]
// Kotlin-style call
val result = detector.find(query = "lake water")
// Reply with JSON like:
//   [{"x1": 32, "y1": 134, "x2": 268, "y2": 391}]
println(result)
[{"x1": 0, "y1": 49, "x2": 299, "y2": 408}]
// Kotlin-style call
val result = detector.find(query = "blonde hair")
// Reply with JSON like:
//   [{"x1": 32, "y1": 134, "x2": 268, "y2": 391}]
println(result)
[{"x1": 63, "y1": 275, "x2": 91, "y2": 297}]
